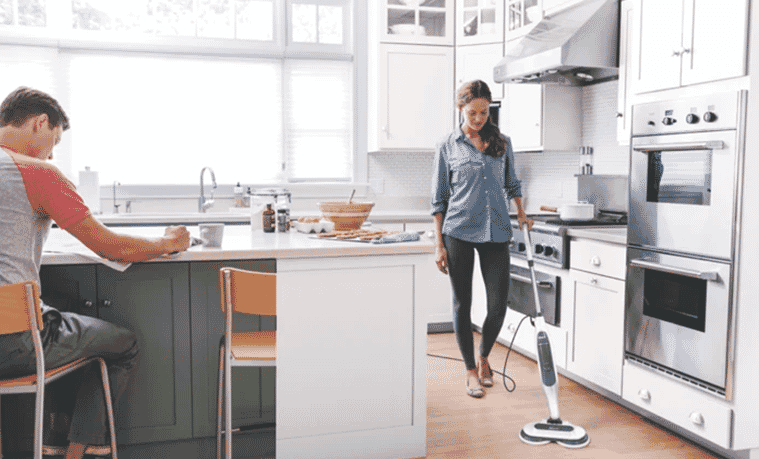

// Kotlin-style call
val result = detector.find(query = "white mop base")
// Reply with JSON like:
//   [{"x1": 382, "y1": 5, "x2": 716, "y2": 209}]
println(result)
[{"x1": 519, "y1": 419, "x2": 590, "y2": 449}]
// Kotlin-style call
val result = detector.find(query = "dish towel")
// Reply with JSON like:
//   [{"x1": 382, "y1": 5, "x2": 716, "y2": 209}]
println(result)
[{"x1": 370, "y1": 232, "x2": 421, "y2": 244}]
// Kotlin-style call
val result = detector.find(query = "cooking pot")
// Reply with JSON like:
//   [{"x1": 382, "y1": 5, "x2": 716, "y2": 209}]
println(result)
[{"x1": 540, "y1": 202, "x2": 595, "y2": 221}]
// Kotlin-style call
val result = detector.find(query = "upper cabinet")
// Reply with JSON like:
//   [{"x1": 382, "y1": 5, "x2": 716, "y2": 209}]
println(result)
[
  {"x1": 382, "y1": 0, "x2": 454, "y2": 45},
  {"x1": 455, "y1": 42, "x2": 504, "y2": 99},
  {"x1": 370, "y1": 43, "x2": 455, "y2": 151},
  {"x1": 616, "y1": 0, "x2": 635, "y2": 145},
  {"x1": 456, "y1": 0, "x2": 504, "y2": 45},
  {"x1": 505, "y1": 0, "x2": 541, "y2": 40},
  {"x1": 631, "y1": 0, "x2": 749, "y2": 94}
]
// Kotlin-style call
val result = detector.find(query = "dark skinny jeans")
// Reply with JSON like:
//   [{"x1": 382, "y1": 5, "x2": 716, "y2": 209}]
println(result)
[{"x1": 444, "y1": 234, "x2": 511, "y2": 371}]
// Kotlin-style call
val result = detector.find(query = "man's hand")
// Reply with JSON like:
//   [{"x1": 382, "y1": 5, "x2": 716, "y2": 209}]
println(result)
[{"x1": 164, "y1": 226, "x2": 191, "y2": 253}]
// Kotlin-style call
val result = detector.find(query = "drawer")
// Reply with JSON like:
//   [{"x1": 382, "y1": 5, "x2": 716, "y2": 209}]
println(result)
[
  {"x1": 570, "y1": 239, "x2": 626, "y2": 280},
  {"x1": 622, "y1": 361, "x2": 733, "y2": 449}
]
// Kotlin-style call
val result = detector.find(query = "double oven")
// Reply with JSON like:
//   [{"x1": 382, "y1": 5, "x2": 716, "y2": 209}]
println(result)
[{"x1": 625, "y1": 91, "x2": 747, "y2": 398}]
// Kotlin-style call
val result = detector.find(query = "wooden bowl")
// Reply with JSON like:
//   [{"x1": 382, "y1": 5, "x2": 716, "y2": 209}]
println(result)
[{"x1": 317, "y1": 201, "x2": 375, "y2": 230}]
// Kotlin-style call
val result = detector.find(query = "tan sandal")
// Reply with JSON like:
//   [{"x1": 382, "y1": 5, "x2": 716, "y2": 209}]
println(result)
[
  {"x1": 479, "y1": 362, "x2": 494, "y2": 387},
  {"x1": 466, "y1": 378, "x2": 484, "y2": 398}
]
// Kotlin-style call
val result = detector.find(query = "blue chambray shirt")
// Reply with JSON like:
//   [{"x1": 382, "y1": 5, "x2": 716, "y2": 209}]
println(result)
[{"x1": 430, "y1": 127, "x2": 522, "y2": 243}]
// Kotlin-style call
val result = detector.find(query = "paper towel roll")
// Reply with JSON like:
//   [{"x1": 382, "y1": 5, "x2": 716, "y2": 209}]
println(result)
[{"x1": 78, "y1": 167, "x2": 101, "y2": 214}]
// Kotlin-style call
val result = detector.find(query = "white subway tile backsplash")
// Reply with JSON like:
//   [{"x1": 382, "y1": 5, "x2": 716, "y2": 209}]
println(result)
[{"x1": 368, "y1": 79, "x2": 630, "y2": 213}]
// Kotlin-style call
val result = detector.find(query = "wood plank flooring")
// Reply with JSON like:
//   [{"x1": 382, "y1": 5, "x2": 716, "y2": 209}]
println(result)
[
  {"x1": 423, "y1": 332, "x2": 725, "y2": 459},
  {"x1": 249, "y1": 332, "x2": 727, "y2": 459}
]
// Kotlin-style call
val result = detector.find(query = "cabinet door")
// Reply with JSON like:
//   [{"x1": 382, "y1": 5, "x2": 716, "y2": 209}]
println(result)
[
  {"x1": 455, "y1": 43, "x2": 504, "y2": 99},
  {"x1": 189, "y1": 259, "x2": 276, "y2": 438},
  {"x1": 568, "y1": 269, "x2": 625, "y2": 395},
  {"x1": 632, "y1": 0, "x2": 683, "y2": 94},
  {"x1": 503, "y1": 83, "x2": 542, "y2": 151},
  {"x1": 97, "y1": 263, "x2": 192, "y2": 444},
  {"x1": 617, "y1": 0, "x2": 636, "y2": 145},
  {"x1": 39, "y1": 264, "x2": 98, "y2": 317},
  {"x1": 456, "y1": 0, "x2": 504, "y2": 45},
  {"x1": 680, "y1": 0, "x2": 748, "y2": 86},
  {"x1": 379, "y1": 44, "x2": 454, "y2": 150},
  {"x1": 383, "y1": 0, "x2": 453, "y2": 45}
]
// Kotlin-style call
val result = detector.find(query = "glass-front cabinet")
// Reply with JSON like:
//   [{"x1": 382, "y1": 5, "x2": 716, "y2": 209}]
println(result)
[
  {"x1": 383, "y1": 0, "x2": 453, "y2": 45},
  {"x1": 456, "y1": 0, "x2": 504, "y2": 45},
  {"x1": 506, "y1": 0, "x2": 541, "y2": 39}
]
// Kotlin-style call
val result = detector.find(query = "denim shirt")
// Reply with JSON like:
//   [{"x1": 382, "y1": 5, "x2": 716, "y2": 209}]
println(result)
[{"x1": 430, "y1": 128, "x2": 522, "y2": 243}]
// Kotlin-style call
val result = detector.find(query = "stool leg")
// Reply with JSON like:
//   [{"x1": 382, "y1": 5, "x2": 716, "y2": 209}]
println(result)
[
  {"x1": 225, "y1": 346, "x2": 232, "y2": 459},
  {"x1": 34, "y1": 383, "x2": 44, "y2": 459},
  {"x1": 97, "y1": 358, "x2": 118, "y2": 459},
  {"x1": 217, "y1": 343, "x2": 224, "y2": 459}
]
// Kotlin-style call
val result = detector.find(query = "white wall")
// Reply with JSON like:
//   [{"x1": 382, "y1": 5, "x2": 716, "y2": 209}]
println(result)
[{"x1": 367, "y1": 79, "x2": 629, "y2": 213}]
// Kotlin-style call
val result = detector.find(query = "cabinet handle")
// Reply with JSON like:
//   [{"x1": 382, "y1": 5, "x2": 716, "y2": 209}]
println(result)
[
  {"x1": 507, "y1": 323, "x2": 517, "y2": 333},
  {"x1": 681, "y1": 48, "x2": 691, "y2": 55},
  {"x1": 672, "y1": 49, "x2": 681, "y2": 57},
  {"x1": 100, "y1": 299, "x2": 112, "y2": 307},
  {"x1": 82, "y1": 300, "x2": 94, "y2": 309},
  {"x1": 638, "y1": 389, "x2": 651, "y2": 402},
  {"x1": 590, "y1": 277, "x2": 599, "y2": 285},
  {"x1": 689, "y1": 411, "x2": 704, "y2": 426},
  {"x1": 591, "y1": 256, "x2": 601, "y2": 267}
]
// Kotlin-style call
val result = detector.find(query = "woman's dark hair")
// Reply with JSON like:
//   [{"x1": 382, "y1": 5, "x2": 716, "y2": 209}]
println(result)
[
  {"x1": 0, "y1": 86, "x2": 70, "y2": 131},
  {"x1": 456, "y1": 80, "x2": 506, "y2": 158}
]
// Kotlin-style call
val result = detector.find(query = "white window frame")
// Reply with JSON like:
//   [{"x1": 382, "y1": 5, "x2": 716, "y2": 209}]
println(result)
[{"x1": 0, "y1": 0, "x2": 367, "y2": 194}]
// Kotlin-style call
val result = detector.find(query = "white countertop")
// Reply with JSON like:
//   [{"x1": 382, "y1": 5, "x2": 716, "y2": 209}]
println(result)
[
  {"x1": 42, "y1": 225, "x2": 436, "y2": 267},
  {"x1": 96, "y1": 210, "x2": 434, "y2": 226}
]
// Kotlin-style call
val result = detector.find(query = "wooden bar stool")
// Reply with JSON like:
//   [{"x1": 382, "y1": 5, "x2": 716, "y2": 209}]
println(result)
[
  {"x1": 216, "y1": 268, "x2": 276, "y2": 459},
  {"x1": 0, "y1": 280, "x2": 117, "y2": 459}
]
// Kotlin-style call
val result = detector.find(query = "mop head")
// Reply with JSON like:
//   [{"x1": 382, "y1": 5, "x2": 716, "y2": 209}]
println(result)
[{"x1": 519, "y1": 418, "x2": 590, "y2": 448}]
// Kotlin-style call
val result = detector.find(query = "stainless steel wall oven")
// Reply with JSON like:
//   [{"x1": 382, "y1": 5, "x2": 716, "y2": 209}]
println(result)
[{"x1": 625, "y1": 91, "x2": 746, "y2": 399}]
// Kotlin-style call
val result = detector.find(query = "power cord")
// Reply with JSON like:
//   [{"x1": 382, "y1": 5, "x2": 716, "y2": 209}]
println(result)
[{"x1": 427, "y1": 314, "x2": 531, "y2": 393}]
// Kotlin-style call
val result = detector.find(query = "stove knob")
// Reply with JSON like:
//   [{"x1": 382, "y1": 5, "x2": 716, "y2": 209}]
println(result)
[
  {"x1": 509, "y1": 239, "x2": 515, "y2": 249},
  {"x1": 535, "y1": 244, "x2": 544, "y2": 254},
  {"x1": 703, "y1": 111, "x2": 718, "y2": 122},
  {"x1": 662, "y1": 116, "x2": 677, "y2": 126},
  {"x1": 518, "y1": 243, "x2": 526, "y2": 252},
  {"x1": 544, "y1": 246, "x2": 555, "y2": 257},
  {"x1": 685, "y1": 113, "x2": 699, "y2": 124}
]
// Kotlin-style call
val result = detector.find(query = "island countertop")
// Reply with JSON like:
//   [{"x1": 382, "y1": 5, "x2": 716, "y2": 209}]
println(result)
[{"x1": 42, "y1": 225, "x2": 437, "y2": 266}]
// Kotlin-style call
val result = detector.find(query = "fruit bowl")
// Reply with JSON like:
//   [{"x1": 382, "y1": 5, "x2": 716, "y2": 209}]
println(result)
[{"x1": 317, "y1": 201, "x2": 375, "y2": 230}]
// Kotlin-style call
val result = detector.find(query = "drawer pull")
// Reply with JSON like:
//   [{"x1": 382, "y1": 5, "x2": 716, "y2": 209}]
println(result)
[
  {"x1": 590, "y1": 277, "x2": 599, "y2": 285},
  {"x1": 689, "y1": 412, "x2": 705, "y2": 426},
  {"x1": 507, "y1": 323, "x2": 517, "y2": 333},
  {"x1": 591, "y1": 256, "x2": 601, "y2": 267},
  {"x1": 638, "y1": 389, "x2": 651, "y2": 402}
]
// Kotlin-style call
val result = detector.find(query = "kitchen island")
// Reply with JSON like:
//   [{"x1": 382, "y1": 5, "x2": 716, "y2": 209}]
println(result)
[{"x1": 30, "y1": 226, "x2": 434, "y2": 459}]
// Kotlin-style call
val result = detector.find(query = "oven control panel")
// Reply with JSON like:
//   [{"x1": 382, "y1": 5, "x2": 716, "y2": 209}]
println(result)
[
  {"x1": 509, "y1": 229, "x2": 566, "y2": 269},
  {"x1": 632, "y1": 91, "x2": 742, "y2": 136}
]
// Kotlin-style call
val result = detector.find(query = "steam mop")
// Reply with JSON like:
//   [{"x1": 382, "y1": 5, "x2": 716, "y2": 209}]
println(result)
[{"x1": 518, "y1": 225, "x2": 590, "y2": 448}]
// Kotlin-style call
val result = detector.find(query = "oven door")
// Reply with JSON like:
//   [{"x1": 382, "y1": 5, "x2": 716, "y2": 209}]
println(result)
[
  {"x1": 508, "y1": 265, "x2": 559, "y2": 326},
  {"x1": 629, "y1": 130, "x2": 738, "y2": 259},
  {"x1": 625, "y1": 247, "x2": 733, "y2": 392}
]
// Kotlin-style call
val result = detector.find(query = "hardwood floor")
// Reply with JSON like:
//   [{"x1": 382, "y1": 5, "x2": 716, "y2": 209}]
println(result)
[{"x1": 423, "y1": 332, "x2": 725, "y2": 459}]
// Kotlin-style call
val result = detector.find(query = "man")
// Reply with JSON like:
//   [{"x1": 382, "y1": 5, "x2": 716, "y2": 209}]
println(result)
[{"x1": 0, "y1": 87, "x2": 191, "y2": 459}]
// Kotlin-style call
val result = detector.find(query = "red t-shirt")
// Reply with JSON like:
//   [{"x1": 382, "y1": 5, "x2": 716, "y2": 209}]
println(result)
[{"x1": 9, "y1": 153, "x2": 91, "y2": 229}]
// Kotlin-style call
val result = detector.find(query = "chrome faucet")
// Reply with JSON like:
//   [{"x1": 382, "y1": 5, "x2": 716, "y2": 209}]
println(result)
[
  {"x1": 199, "y1": 167, "x2": 217, "y2": 213},
  {"x1": 112, "y1": 181, "x2": 121, "y2": 214}
]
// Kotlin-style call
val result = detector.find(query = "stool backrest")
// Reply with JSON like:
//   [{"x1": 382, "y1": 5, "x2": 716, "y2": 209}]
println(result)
[
  {"x1": 219, "y1": 268, "x2": 276, "y2": 317},
  {"x1": 0, "y1": 281, "x2": 43, "y2": 335}
]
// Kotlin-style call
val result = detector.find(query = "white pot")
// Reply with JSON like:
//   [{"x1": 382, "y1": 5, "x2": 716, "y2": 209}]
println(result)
[{"x1": 540, "y1": 202, "x2": 595, "y2": 221}]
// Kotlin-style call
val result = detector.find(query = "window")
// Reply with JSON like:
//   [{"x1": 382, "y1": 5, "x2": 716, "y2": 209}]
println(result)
[{"x1": 0, "y1": 0, "x2": 354, "y2": 185}]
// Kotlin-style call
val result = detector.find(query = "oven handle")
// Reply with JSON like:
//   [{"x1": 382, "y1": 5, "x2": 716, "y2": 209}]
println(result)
[
  {"x1": 632, "y1": 140, "x2": 725, "y2": 152},
  {"x1": 629, "y1": 258, "x2": 719, "y2": 281},
  {"x1": 510, "y1": 273, "x2": 554, "y2": 289}
]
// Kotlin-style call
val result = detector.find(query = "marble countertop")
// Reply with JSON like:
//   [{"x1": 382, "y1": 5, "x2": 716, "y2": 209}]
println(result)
[{"x1": 42, "y1": 225, "x2": 436, "y2": 268}]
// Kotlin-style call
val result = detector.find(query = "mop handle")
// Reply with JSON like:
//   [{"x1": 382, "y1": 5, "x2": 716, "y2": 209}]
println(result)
[{"x1": 521, "y1": 225, "x2": 544, "y2": 317}]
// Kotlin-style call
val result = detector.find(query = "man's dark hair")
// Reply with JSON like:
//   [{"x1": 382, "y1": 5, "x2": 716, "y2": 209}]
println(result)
[{"x1": 0, "y1": 86, "x2": 70, "y2": 131}]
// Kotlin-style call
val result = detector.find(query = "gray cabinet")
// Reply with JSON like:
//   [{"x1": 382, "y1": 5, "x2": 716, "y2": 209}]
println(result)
[
  {"x1": 96, "y1": 262, "x2": 192, "y2": 445},
  {"x1": 189, "y1": 259, "x2": 276, "y2": 438}
]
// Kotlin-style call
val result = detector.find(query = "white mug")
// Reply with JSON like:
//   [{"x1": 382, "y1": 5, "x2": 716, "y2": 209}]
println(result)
[{"x1": 199, "y1": 223, "x2": 224, "y2": 248}]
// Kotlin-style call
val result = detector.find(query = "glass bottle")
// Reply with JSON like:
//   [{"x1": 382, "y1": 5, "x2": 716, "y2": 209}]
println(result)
[
  {"x1": 276, "y1": 195, "x2": 290, "y2": 233},
  {"x1": 263, "y1": 204, "x2": 276, "y2": 233}
]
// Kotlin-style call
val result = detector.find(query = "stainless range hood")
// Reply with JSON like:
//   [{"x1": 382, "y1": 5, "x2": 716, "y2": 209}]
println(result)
[{"x1": 494, "y1": 0, "x2": 619, "y2": 86}]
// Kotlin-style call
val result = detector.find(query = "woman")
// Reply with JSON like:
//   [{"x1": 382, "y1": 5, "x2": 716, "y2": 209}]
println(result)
[{"x1": 431, "y1": 80, "x2": 532, "y2": 398}]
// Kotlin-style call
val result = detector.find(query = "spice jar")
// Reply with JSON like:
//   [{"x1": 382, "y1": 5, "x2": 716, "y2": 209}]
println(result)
[{"x1": 262, "y1": 204, "x2": 276, "y2": 233}]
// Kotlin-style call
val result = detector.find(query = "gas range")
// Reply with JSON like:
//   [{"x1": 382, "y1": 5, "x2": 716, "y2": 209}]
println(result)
[{"x1": 510, "y1": 212, "x2": 627, "y2": 269}]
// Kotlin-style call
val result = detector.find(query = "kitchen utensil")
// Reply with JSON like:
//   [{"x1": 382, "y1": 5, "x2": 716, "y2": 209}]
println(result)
[
  {"x1": 349, "y1": 189, "x2": 356, "y2": 203},
  {"x1": 540, "y1": 202, "x2": 595, "y2": 221},
  {"x1": 317, "y1": 201, "x2": 375, "y2": 230}
]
